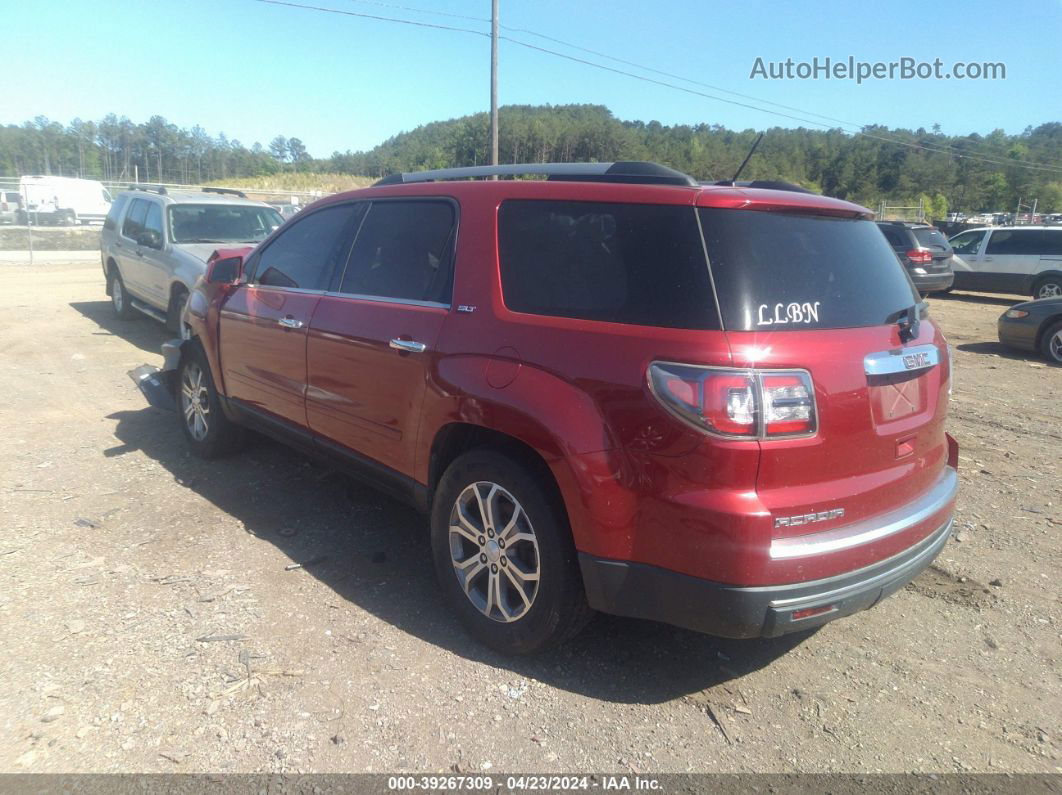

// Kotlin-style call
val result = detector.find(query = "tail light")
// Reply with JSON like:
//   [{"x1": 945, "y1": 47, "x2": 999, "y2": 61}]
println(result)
[
  {"x1": 761, "y1": 373, "x2": 815, "y2": 436},
  {"x1": 906, "y1": 249, "x2": 933, "y2": 265},
  {"x1": 648, "y1": 363, "x2": 817, "y2": 439}
]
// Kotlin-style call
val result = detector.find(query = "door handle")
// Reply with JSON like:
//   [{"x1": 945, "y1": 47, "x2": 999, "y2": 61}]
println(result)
[
  {"x1": 278, "y1": 316, "x2": 304, "y2": 329},
  {"x1": 389, "y1": 338, "x2": 427, "y2": 353},
  {"x1": 982, "y1": 256, "x2": 993, "y2": 262}
]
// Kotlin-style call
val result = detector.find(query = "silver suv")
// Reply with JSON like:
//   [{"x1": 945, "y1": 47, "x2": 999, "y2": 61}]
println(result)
[{"x1": 100, "y1": 186, "x2": 283, "y2": 331}]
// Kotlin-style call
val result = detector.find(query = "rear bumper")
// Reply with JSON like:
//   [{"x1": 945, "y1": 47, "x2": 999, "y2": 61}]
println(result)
[
  {"x1": 579, "y1": 511, "x2": 954, "y2": 639},
  {"x1": 910, "y1": 270, "x2": 954, "y2": 293}
]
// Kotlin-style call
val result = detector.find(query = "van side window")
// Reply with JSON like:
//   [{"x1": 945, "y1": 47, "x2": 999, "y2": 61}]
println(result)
[
  {"x1": 340, "y1": 201, "x2": 456, "y2": 303},
  {"x1": 1042, "y1": 230, "x2": 1062, "y2": 256},
  {"x1": 122, "y1": 199, "x2": 149, "y2": 241},
  {"x1": 986, "y1": 229, "x2": 1043, "y2": 256}
]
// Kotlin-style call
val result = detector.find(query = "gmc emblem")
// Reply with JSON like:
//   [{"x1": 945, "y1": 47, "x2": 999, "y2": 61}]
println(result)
[
  {"x1": 903, "y1": 352, "x2": 931, "y2": 370},
  {"x1": 774, "y1": 508, "x2": 845, "y2": 529}
]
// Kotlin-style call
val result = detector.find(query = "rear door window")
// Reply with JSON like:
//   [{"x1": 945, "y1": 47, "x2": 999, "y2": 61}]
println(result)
[
  {"x1": 339, "y1": 200, "x2": 456, "y2": 303},
  {"x1": 498, "y1": 200, "x2": 719, "y2": 329},
  {"x1": 698, "y1": 208, "x2": 918, "y2": 331},
  {"x1": 251, "y1": 203, "x2": 361, "y2": 290}
]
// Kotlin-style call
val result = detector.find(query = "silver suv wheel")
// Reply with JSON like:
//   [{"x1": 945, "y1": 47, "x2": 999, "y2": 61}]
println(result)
[
  {"x1": 112, "y1": 278, "x2": 124, "y2": 313},
  {"x1": 448, "y1": 481, "x2": 540, "y2": 622}
]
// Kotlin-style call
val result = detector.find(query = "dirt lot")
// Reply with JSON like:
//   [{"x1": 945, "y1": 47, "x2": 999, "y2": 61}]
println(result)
[{"x1": 0, "y1": 260, "x2": 1058, "y2": 775}]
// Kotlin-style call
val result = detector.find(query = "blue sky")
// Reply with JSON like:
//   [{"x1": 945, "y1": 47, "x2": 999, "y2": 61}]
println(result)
[{"x1": 3, "y1": 0, "x2": 1059, "y2": 156}]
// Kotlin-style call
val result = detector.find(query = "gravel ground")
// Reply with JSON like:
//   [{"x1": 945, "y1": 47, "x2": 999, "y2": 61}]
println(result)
[{"x1": 0, "y1": 261, "x2": 1058, "y2": 774}]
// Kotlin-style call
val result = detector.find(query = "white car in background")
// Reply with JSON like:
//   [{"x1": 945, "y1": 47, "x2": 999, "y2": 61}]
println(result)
[{"x1": 949, "y1": 225, "x2": 1062, "y2": 299}]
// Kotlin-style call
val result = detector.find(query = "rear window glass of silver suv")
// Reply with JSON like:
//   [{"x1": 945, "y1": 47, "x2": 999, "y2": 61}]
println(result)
[
  {"x1": 698, "y1": 209, "x2": 918, "y2": 331},
  {"x1": 912, "y1": 227, "x2": 950, "y2": 249},
  {"x1": 498, "y1": 200, "x2": 720, "y2": 330}
]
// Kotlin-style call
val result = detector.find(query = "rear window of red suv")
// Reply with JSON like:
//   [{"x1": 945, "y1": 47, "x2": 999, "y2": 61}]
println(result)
[
  {"x1": 498, "y1": 200, "x2": 720, "y2": 329},
  {"x1": 697, "y1": 208, "x2": 919, "y2": 331}
]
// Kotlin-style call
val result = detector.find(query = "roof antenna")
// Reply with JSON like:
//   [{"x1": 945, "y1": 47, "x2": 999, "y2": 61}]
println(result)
[{"x1": 727, "y1": 132, "x2": 764, "y2": 185}]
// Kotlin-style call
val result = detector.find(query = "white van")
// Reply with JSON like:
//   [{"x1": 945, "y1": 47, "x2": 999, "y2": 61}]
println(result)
[
  {"x1": 948, "y1": 225, "x2": 1062, "y2": 299},
  {"x1": 19, "y1": 175, "x2": 112, "y2": 225}
]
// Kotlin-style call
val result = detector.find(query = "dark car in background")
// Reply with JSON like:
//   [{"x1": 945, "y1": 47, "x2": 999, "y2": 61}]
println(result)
[
  {"x1": 998, "y1": 297, "x2": 1062, "y2": 363},
  {"x1": 877, "y1": 221, "x2": 955, "y2": 295}
]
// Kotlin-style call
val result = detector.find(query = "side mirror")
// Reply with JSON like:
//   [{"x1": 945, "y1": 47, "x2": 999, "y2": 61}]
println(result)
[
  {"x1": 138, "y1": 229, "x2": 162, "y2": 249},
  {"x1": 206, "y1": 255, "x2": 243, "y2": 285}
]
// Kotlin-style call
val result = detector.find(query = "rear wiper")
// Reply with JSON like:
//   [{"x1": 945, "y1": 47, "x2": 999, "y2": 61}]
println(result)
[{"x1": 888, "y1": 301, "x2": 927, "y2": 343}]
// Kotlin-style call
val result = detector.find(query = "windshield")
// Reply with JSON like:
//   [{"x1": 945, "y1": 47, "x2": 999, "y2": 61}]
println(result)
[
  {"x1": 698, "y1": 208, "x2": 919, "y2": 331},
  {"x1": 168, "y1": 204, "x2": 283, "y2": 244}
]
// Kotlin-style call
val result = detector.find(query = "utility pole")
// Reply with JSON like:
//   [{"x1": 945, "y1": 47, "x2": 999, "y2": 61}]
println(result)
[{"x1": 490, "y1": 0, "x2": 499, "y2": 169}]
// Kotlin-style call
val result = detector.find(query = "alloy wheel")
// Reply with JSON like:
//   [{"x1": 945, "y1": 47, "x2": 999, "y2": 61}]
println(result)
[
  {"x1": 1049, "y1": 329, "x2": 1062, "y2": 363},
  {"x1": 448, "y1": 481, "x2": 540, "y2": 622},
  {"x1": 112, "y1": 279, "x2": 123, "y2": 313},
  {"x1": 1037, "y1": 282, "x2": 1062, "y2": 299},
  {"x1": 180, "y1": 362, "x2": 210, "y2": 441}
]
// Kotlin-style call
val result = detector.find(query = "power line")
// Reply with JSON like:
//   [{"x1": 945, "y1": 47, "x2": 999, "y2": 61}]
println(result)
[
  {"x1": 500, "y1": 36, "x2": 1062, "y2": 175},
  {"x1": 255, "y1": 0, "x2": 1062, "y2": 175},
  {"x1": 255, "y1": 0, "x2": 489, "y2": 36},
  {"x1": 339, "y1": 0, "x2": 1060, "y2": 169}
]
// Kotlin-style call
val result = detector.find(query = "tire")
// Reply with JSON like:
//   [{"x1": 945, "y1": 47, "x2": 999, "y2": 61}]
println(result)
[
  {"x1": 167, "y1": 286, "x2": 189, "y2": 336},
  {"x1": 63, "y1": 210, "x2": 77, "y2": 226},
  {"x1": 430, "y1": 450, "x2": 593, "y2": 654},
  {"x1": 1040, "y1": 320, "x2": 1062, "y2": 364},
  {"x1": 108, "y1": 267, "x2": 137, "y2": 320},
  {"x1": 177, "y1": 344, "x2": 245, "y2": 459},
  {"x1": 1032, "y1": 277, "x2": 1062, "y2": 300}
]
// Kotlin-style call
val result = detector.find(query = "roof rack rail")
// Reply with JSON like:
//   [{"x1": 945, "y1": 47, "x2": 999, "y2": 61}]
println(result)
[
  {"x1": 201, "y1": 187, "x2": 247, "y2": 198},
  {"x1": 709, "y1": 179, "x2": 815, "y2": 195},
  {"x1": 128, "y1": 183, "x2": 167, "y2": 195},
  {"x1": 374, "y1": 161, "x2": 698, "y2": 187}
]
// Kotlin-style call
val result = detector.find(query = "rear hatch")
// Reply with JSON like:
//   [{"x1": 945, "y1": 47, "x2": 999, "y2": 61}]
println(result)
[
  {"x1": 697, "y1": 207, "x2": 952, "y2": 553},
  {"x1": 911, "y1": 226, "x2": 954, "y2": 272}
]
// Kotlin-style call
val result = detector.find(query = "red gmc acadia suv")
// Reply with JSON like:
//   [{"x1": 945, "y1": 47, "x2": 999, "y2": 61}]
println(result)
[{"x1": 135, "y1": 161, "x2": 958, "y2": 654}]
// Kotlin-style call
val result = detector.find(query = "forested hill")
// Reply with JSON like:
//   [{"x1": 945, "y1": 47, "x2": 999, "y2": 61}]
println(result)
[
  {"x1": 328, "y1": 105, "x2": 1062, "y2": 212},
  {"x1": 2, "y1": 104, "x2": 1061, "y2": 212}
]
